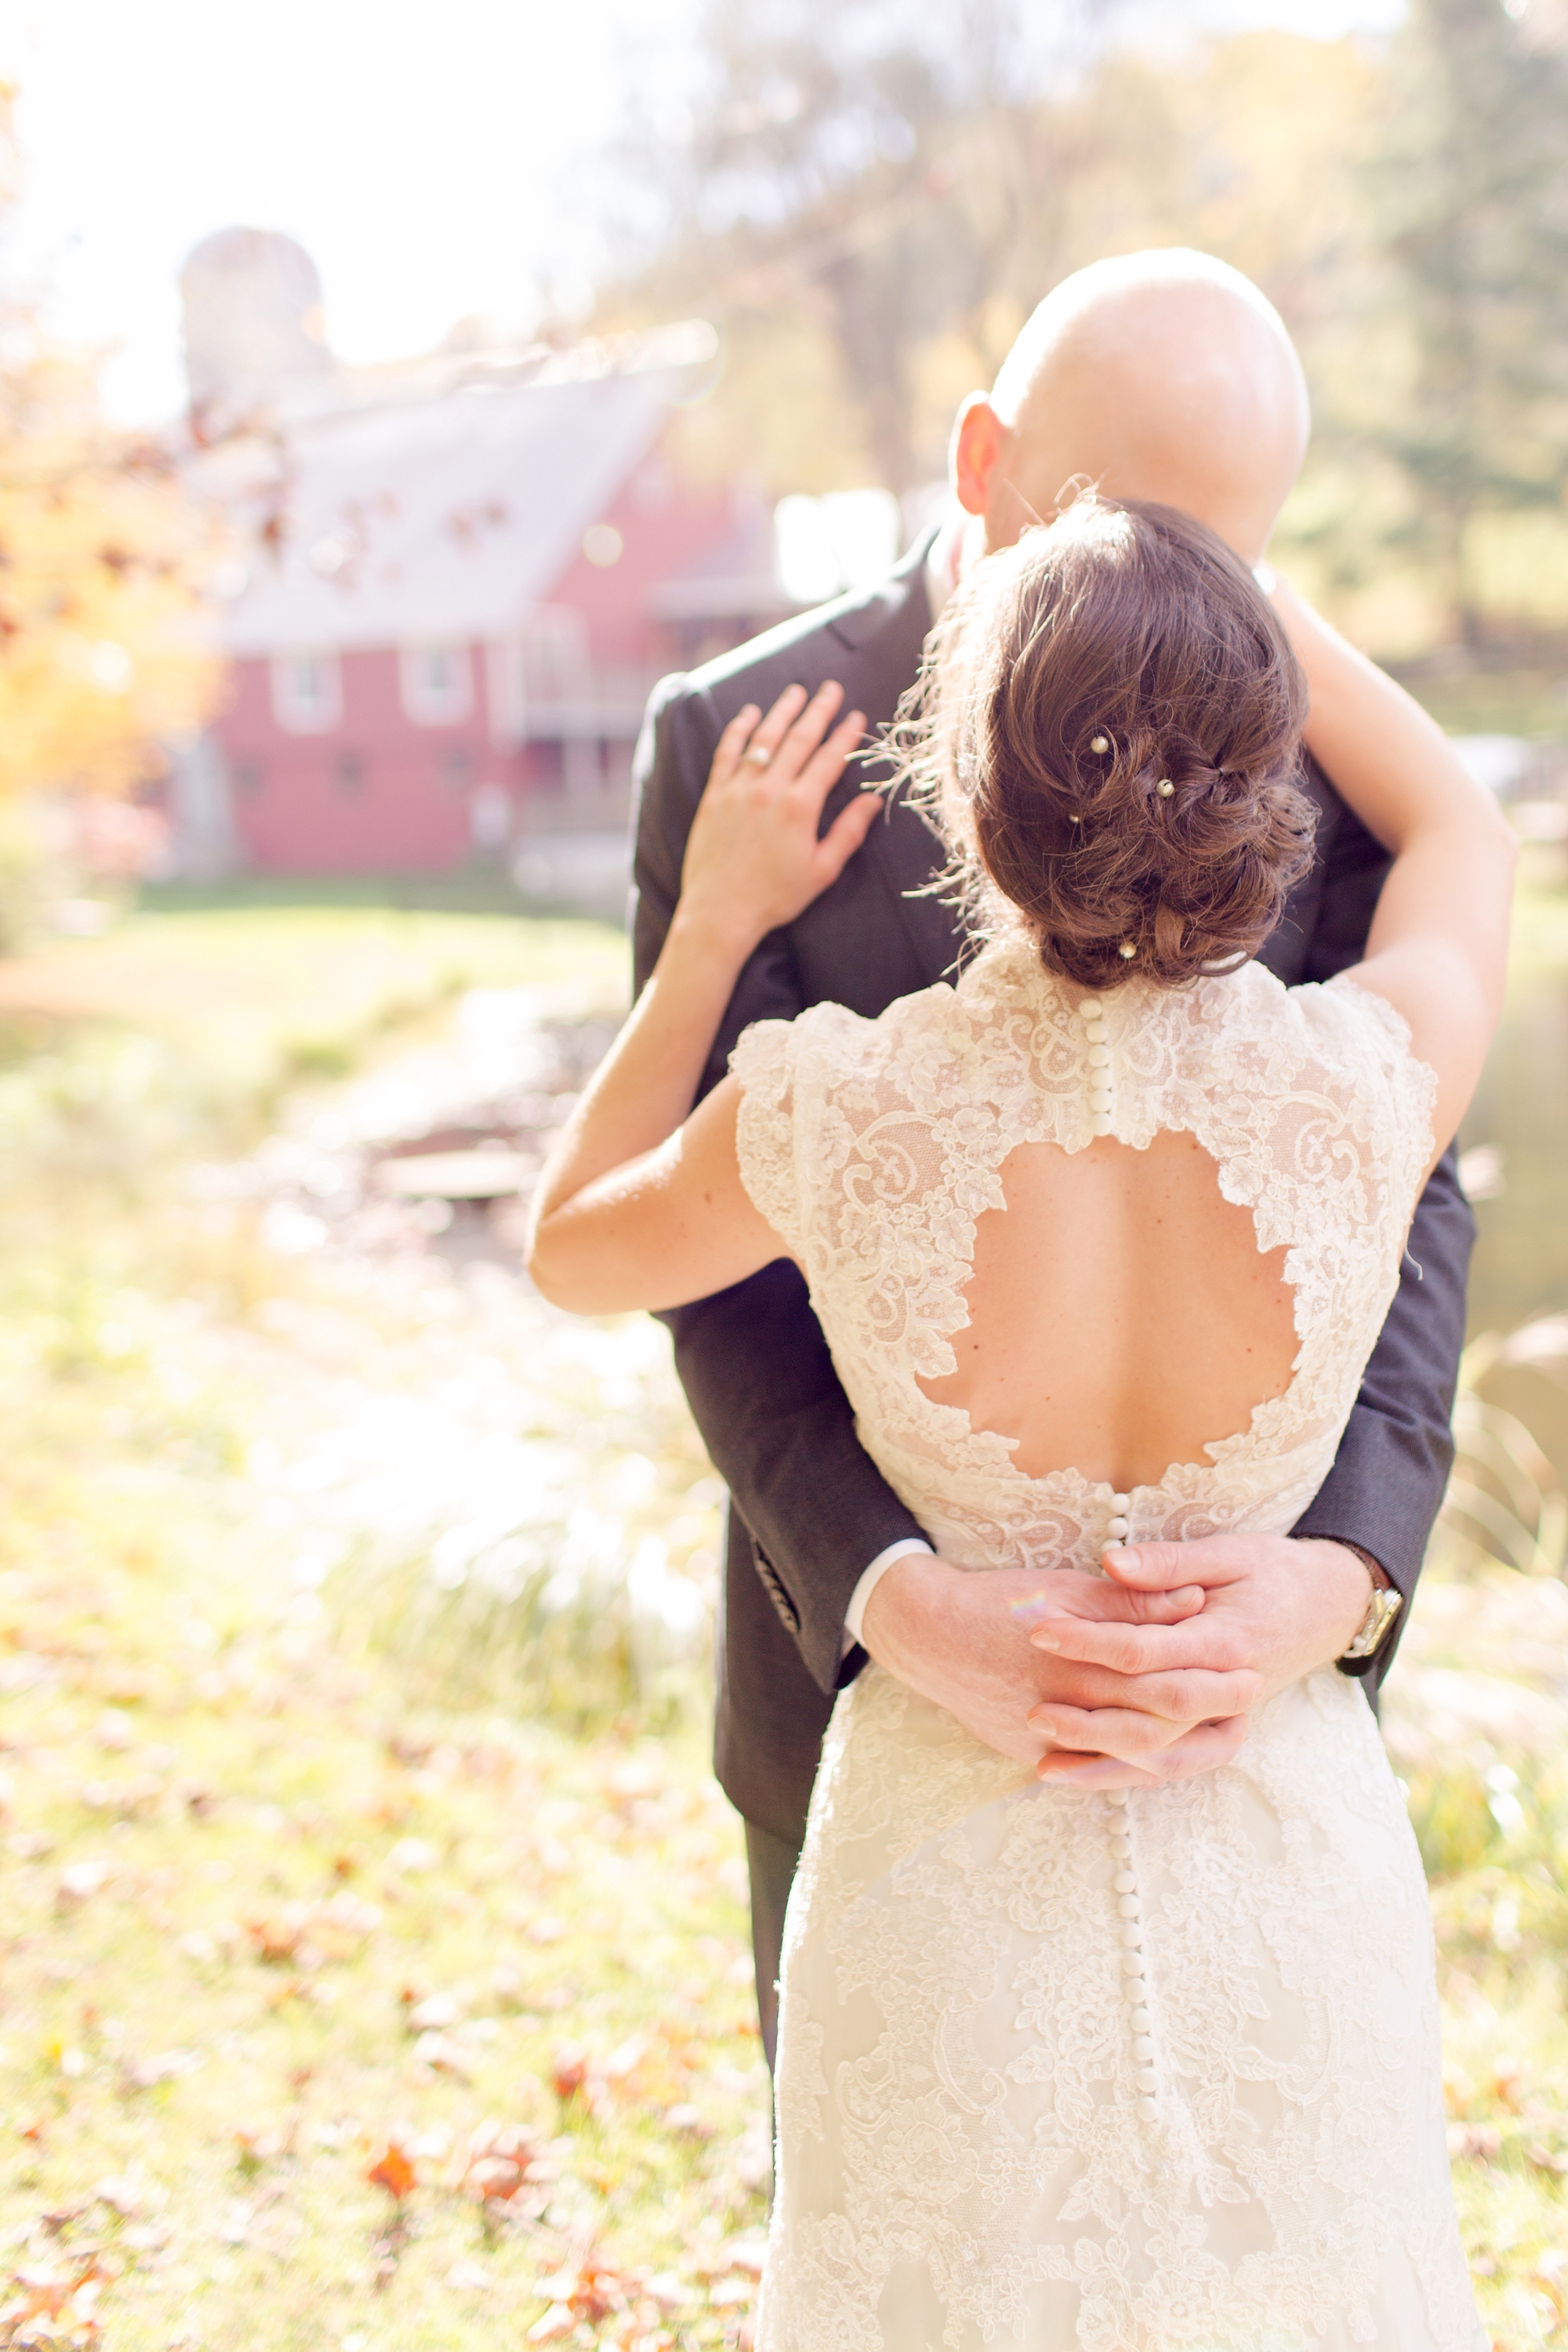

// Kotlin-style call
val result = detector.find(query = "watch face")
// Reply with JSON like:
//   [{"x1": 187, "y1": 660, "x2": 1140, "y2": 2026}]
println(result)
[
  {"x1": 1364, "y1": 1590, "x2": 1401, "y2": 1653},
  {"x1": 1345, "y1": 1586, "x2": 1402, "y2": 1659}
]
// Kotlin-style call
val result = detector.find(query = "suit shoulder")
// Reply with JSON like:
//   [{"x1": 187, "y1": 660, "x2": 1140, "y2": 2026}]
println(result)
[{"x1": 678, "y1": 547, "x2": 932, "y2": 719}]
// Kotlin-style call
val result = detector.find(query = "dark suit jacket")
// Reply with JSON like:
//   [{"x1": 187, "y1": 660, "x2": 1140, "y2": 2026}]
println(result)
[{"x1": 630, "y1": 535, "x2": 1474, "y2": 1843}]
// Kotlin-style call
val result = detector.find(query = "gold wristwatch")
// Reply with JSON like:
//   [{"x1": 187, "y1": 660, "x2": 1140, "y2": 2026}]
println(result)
[{"x1": 1338, "y1": 1544, "x2": 1403, "y2": 1661}]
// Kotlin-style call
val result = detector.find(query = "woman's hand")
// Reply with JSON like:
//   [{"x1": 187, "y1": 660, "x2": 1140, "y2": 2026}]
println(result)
[
  {"x1": 677, "y1": 682, "x2": 877, "y2": 956},
  {"x1": 526, "y1": 684, "x2": 875, "y2": 1312}
]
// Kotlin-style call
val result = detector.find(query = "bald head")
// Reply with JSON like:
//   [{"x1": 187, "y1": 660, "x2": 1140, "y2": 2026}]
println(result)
[{"x1": 952, "y1": 250, "x2": 1309, "y2": 567}]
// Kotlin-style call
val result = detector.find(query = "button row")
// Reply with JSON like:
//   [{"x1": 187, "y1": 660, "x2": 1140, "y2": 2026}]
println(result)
[
  {"x1": 1107, "y1": 1790, "x2": 1159, "y2": 2124},
  {"x1": 1078, "y1": 997, "x2": 1114, "y2": 1138}
]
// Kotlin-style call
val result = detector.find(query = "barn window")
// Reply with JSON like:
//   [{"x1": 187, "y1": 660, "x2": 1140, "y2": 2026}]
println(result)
[
  {"x1": 270, "y1": 651, "x2": 342, "y2": 734},
  {"x1": 400, "y1": 643, "x2": 474, "y2": 726}
]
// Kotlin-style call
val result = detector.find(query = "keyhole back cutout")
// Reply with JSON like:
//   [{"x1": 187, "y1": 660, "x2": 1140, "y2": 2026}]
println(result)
[{"x1": 915, "y1": 1130, "x2": 1300, "y2": 1491}]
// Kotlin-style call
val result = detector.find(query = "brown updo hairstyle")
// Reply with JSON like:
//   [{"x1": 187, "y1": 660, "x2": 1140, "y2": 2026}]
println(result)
[{"x1": 895, "y1": 494, "x2": 1316, "y2": 990}]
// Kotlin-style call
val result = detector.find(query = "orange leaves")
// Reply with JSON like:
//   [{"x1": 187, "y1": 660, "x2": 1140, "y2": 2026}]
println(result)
[
  {"x1": 546, "y1": 2020, "x2": 720, "y2": 2142},
  {"x1": 365, "y1": 2140, "x2": 416, "y2": 2201},
  {"x1": 524, "y1": 2251, "x2": 712, "y2": 2348},
  {"x1": 452, "y1": 2120, "x2": 558, "y2": 2211},
  {"x1": 0, "y1": 2255, "x2": 107, "y2": 2348},
  {"x1": 242, "y1": 1891, "x2": 382, "y2": 1969},
  {"x1": 550, "y1": 2042, "x2": 591, "y2": 2107},
  {"x1": 527, "y1": 2252, "x2": 641, "y2": 2343},
  {"x1": 245, "y1": 1913, "x2": 303, "y2": 1966}
]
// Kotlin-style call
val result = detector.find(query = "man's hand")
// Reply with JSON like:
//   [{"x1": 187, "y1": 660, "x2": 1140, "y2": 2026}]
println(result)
[
  {"x1": 860, "y1": 1536, "x2": 1376, "y2": 1793},
  {"x1": 859, "y1": 1549, "x2": 1239, "y2": 1773},
  {"x1": 1022, "y1": 1534, "x2": 1376, "y2": 1788}
]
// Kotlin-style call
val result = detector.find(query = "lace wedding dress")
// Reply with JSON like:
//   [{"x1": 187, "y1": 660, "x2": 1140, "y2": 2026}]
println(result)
[{"x1": 731, "y1": 939, "x2": 1482, "y2": 2352}]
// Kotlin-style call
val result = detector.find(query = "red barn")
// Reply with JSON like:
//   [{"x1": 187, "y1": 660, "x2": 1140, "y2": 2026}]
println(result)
[{"x1": 196, "y1": 325, "x2": 793, "y2": 876}]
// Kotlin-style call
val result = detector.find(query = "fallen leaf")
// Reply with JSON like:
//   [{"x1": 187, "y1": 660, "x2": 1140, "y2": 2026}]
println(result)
[
  {"x1": 550, "y1": 2042, "x2": 589, "y2": 2103},
  {"x1": 365, "y1": 2140, "x2": 416, "y2": 2200},
  {"x1": 533, "y1": 2255, "x2": 638, "y2": 2327},
  {"x1": 411, "y1": 2031, "x2": 471, "y2": 2079},
  {"x1": 244, "y1": 1908, "x2": 308, "y2": 1965},
  {"x1": 455, "y1": 2120, "x2": 556, "y2": 2205}
]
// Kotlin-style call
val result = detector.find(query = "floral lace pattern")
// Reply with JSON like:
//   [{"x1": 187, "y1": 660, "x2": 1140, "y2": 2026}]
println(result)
[{"x1": 731, "y1": 943, "x2": 1480, "y2": 2352}]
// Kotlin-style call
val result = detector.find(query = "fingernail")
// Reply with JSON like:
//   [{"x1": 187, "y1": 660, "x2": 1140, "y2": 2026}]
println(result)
[{"x1": 1030, "y1": 1632, "x2": 1060, "y2": 1652}]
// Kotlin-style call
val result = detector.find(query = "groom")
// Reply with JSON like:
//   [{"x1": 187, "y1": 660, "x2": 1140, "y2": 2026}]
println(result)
[{"x1": 629, "y1": 250, "x2": 1472, "y2": 2060}]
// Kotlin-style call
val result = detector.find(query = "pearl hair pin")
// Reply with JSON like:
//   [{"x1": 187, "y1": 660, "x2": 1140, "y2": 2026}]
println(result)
[
  {"x1": 1118, "y1": 942, "x2": 1137, "y2": 960},
  {"x1": 1156, "y1": 779, "x2": 1175, "y2": 798},
  {"x1": 1090, "y1": 734, "x2": 1110, "y2": 754}
]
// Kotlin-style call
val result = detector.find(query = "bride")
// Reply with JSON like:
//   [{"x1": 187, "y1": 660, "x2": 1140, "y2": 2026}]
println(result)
[{"x1": 528, "y1": 495, "x2": 1512, "y2": 2351}]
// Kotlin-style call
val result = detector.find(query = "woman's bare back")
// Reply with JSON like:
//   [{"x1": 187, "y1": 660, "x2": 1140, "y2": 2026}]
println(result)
[
  {"x1": 731, "y1": 942, "x2": 1435, "y2": 1575},
  {"x1": 918, "y1": 1131, "x2": 1298, "y2": 1491}
]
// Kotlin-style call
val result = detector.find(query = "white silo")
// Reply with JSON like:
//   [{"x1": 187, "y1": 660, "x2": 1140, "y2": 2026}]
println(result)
[{"x1": 180, "y1": 227, "x2": 332, "y2": 422}]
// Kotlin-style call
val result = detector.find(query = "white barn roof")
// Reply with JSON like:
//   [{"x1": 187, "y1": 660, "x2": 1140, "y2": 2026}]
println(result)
[{"x1": 216, "y1": 328, "x2": 715, "y2": 657}]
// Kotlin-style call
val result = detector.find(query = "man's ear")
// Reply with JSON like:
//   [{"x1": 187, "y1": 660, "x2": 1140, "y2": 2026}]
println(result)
[{"x1": 949, "y1": 394, "x2": 1008, "y2": 517}]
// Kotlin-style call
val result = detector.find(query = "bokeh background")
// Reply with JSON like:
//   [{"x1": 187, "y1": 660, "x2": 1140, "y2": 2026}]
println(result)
[{"x1": 0, "y1": 3, "x2": 1566, "y2": 2347}]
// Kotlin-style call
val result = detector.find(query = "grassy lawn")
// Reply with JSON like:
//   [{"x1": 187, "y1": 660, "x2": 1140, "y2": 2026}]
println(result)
[
  {"x1": 0, "y1": 901, "x2": 627, "y2": 1103},
  {"x1": 2, "y1": 897, "x2": 1568, "y2": 2348},
  {"x1": 0, "y1": 1267, "x2": 764, "y2": 2352}
]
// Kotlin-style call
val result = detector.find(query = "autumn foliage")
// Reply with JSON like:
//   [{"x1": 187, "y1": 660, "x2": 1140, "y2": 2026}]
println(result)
[{"x1": 0, "y1": 87, "x2": 216, "y2": 810}]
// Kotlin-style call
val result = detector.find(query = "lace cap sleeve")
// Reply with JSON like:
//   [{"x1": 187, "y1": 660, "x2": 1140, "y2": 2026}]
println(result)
[
  {"x1": 729, "y1": 1016, "x2": 807, "y2": 1258},
  {"x1": 729, "y1": 1000, "x2": 879, "y2": 1261},
  {"x1": 1322, "y1": 972, "x2": 1439, "y2": 1209}
]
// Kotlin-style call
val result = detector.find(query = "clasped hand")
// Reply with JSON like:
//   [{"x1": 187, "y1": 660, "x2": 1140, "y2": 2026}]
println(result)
[{"x1": 861, "y1": 1534, "x2": 1375, "y2": 1790}]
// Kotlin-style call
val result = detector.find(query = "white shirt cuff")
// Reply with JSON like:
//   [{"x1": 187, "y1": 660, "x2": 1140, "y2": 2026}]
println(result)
[{"x1": 842, "y1": 1538, "x2": 935, "y2": 1654}]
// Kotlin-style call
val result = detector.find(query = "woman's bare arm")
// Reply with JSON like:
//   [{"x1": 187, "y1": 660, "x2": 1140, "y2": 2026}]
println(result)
[
  {"x1": 1270, "y1": 579, "x2": 1515, "y2": 1159},
  {"x1": 527, "y1": 681, "x2": 876, "y2": 1314}
]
